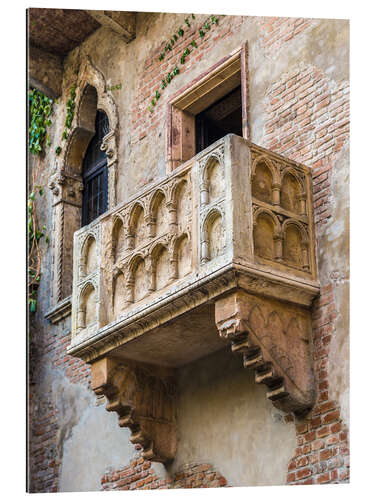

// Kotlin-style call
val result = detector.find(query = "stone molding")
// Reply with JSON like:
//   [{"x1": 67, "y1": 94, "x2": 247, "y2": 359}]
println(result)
[
  {"x1": 49, "y1": 55, "x2": 120, "y2": 305},
  {"x1": 215, "y1": 290, "x2": 315, "y2": 415},
  {"x1": 45, "y1": 296, "x2": 72, "y2": 324},
  {"x1": 68, "y1": 134, "x2": 320, "y2": 460},
  {"x1": 91, "y1": 357, "x2": 177, "y2": 463}
]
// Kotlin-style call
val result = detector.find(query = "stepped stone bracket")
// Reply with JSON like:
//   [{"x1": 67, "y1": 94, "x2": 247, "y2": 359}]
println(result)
[
  {"x1": 215, "y1": 290, "x2": 315, "y2": 416},
  {"x1": 91, "y1": 357, "x2": 177, "y2": 463}
]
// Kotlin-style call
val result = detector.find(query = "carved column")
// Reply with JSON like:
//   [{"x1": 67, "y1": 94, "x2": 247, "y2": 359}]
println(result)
[
  {"x1": 49, "y1": 171, "x2": 83, "y2": 304},
  {"x1": 91, "y1": 357, "x2": 177, "y2": 463},
  {"x1": 101, "y1": 130, "x2": 118, "y2": 210},
  {"x1": 215, "y1": 290, "x2": 315, "y2": 416},
  {"x1": 273, "y1": 231, "x2": 283, "y2": 262},
  {"x1": 271, "y1": 182, "x2": 281, "y2": 206},
  {"x1": 167, "y1": 201, "x2": 178, "y2": 231},
  {"x1": 145, "y1": 214, "x2": 156, "y2": 239},
  {"x1": 298, "y1": 192, "x2": 307, "y2": 216}
]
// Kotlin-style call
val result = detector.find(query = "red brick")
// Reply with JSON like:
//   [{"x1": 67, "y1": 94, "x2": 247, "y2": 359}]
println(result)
[
  {"x1": 296, "y1": 468, "x2": 312, "y2": 480},
  {"x1": 317, "y1": 472, "x2": 330, "y2": 484},
  {"x1": 323, "y1": 410, "x2": 340, "y2": 425},
  {"x1": 287, "y1": 472, "x2": 295, "y2": 482},
  {"x1": 304, "y1": 430, "x2": 316, "y2": 443}
]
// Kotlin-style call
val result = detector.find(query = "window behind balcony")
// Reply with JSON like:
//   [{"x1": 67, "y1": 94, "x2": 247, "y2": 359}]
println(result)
[
  {"x1": 82, "y1": 110, "x2": 109, "y2": 226},
  {"x1": 195, "y1": 86, "x2": 242, "y2": 154}
]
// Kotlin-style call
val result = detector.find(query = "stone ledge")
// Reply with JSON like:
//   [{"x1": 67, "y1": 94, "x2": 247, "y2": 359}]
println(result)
[{"x1": 45, "y1": 296, "x2": 72, "y2": 324}]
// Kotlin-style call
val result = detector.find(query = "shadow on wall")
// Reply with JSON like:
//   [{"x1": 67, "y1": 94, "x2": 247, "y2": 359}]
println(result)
[{"x1": 172, "y1": 347, "x2": 297, "y2": 487}]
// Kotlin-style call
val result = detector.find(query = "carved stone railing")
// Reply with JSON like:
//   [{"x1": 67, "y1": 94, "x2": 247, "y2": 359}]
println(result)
[{"x1": 68, "y1": 134, "x2": 319, "y2": 463}]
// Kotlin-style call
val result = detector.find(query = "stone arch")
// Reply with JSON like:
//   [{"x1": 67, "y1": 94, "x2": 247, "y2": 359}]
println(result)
[
  {"x1": 112, "y1": 216, "x2": 125, "y2": 262},
  {"x1": 282, "y1": 219, "x2": 309, "y2": 269},
  {"x1": 150, "y1": 189, "x2": 169, "y2": 237},
  {"x1": 253, "y1": 208, "x2": 280, "y2": 261},
  {"x1": 200, "y1": 153, "x2": 224, "y2": 206},
  {"x1": 202, "y1": 208, "x2": 225, "y2": 262},
  {"x1": 151, "y1": 243, "x2": 170, "y2": 291},
  {"x1": 128, "y1": 202, "x2": 146, "y2": 249},
  {"x1": 280, "y1": 169, "x2": 304, "y2": 214},
  {"x1": 251, "y1": 155, "x2": 278, "y2": 204},
  {"x1": 49, "y1": 57, "x2": 120, "y2": 305},
  {"x1": 78, "y1": 281, "x2": 97, "y2": 329},
  {"x1": 128, "y1": 254, "x2": 148, "y2": 303},
  {"x1": 80, "y1": 234, "x2": 97, "y2": 277},
  {"x1": 112, "y1": 270, "x2": 126, "y2": 318},
  {"x1": 174, "y1": 179, "x2": 191, "y2": 226},
  {"x1": 205, "y1": 156, "x2": 224, "y2": 203},
  {"x1": 173, "y1": 233, "x2": 191, "y2": 278}
]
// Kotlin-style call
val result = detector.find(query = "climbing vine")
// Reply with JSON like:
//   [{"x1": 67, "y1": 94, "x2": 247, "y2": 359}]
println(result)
[
  {"x1": 55, "y1": 81, "x2": 78, "y2": 155},
  {"x1": 148, "y1": 15, "x2": 219, "y2": 112},
  {"x1": 28, "y1": 89, "x2": 53, "y2": 312}
]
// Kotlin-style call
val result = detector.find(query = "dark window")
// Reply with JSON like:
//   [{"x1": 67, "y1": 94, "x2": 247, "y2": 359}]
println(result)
[
  {"x1": 82, "y1": 110, "x2": 109, "y2": 226},
  {"x1": 195, "y1": 86, "x2": 242, "y2": 154}
]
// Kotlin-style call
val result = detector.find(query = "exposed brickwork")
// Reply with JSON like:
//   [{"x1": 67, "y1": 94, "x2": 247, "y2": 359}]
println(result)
[
  {"x1": 265, "y1": 64, "x2": 349, "y2": 230},
  {"x1": 264, "y1": 64, "x2": 349, "y2": 485},
  {"x1": 258, "y1": 17, "x2": 314, "y2": 55},
  {"x1": 101, "y1": 458, "x2": 228, "y2": 490},
  {"x1": 28, "y1": 13, "x2": 349, "y2": 492},
  {"x1": 28, "y1": 317, "x2": 91, "y2": 492},
  {"x1": 130, "y1": 14, "x2": 244, "y2": 148}
]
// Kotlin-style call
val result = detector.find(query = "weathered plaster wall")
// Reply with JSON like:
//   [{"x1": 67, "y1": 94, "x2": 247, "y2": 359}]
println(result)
[
  {"x1": 29, "y1": 11, "x2": 349, "y2": 492},
  {"x1": 173, "y1": 348, "x2": 297, "y2": 486},
  {"x1": 318, "y1": 143, "x2": 349, "y2": 428}
]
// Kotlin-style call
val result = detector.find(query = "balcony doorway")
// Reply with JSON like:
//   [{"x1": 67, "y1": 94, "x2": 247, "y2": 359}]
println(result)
[
  {"x1": 167, "y1": 44, "x2": 249, "y2": 172},
  {"x1": 195, "y1": 86, "x2": 242, "y2": 154}
]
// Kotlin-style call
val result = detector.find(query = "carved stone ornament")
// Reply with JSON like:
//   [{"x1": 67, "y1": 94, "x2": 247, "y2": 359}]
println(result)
[
  {"x1": 68, "y1": 134, "x2": 320, "y2": 462},
  {"x1": 47, "y1": 55, "x2": 120, "y2": 308},
  {"x1": 215, "y1": 290, "x2": 315, "y2": 415},
  {"x1": 91, "y1": 357, "x2": 177, "y2": 463}
]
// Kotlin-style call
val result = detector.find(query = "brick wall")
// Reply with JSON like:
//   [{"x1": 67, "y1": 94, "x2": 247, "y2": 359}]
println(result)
[
  {"x1": 101, "y1": 458, "x2": 227, "y2": 490},
  {"x1": 130, "y1": 14, "x2": 244, "y2": 146},
  {"x1": 263, "y1": 60, "x2": 349, "y2": 485},
  {"x1": 28, "y1": 317, "x2": 91, "y2": 492},
  {"x1": 258, "y1": 17, "x2": 314, "y2": 55},
  {"x1": 28, "y1": 12, "x2": 349, "y2": 492}
]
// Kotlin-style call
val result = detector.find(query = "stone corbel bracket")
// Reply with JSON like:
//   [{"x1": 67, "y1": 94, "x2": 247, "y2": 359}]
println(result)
[
  {"x1": 91, "y1": 357, "x2": 177, "y2": 463},
  {"x1": 215, "y1": 290, "x2": 315, "y2": 416}
]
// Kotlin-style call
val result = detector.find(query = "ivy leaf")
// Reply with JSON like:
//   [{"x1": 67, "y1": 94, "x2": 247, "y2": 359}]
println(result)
[
  {"x1": 199, "y1": 29, "x2": 205, "y2": 38},
  {"x1": 29, "y1": 299, "x2": 37, "y2": 313},
  {"x1": 178, "y1": 28, "x2": 184, "y2": 37},
  {"x1": 29, "y1": 192, "x2": 36, "y2": 201},
  {"x1": 191, "y1": 40, "x2": 197, "y2": 48},
  {"x1": 55, "y1": 146, "x2": 62, "y2": 155}
]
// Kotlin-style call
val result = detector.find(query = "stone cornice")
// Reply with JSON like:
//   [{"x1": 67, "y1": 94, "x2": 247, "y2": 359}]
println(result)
[{"x1": 45, "y1": 296, "x2": 72, "y2": 324}]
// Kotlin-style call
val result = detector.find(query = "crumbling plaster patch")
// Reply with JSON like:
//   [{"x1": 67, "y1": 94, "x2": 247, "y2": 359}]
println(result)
[
  {"x1": 35, "y1": 359, "x2": 136, "y2": 492},
  {"x1": 317, "y1": 143, "x2": 349, "y2": 428},
  {"x1": 171, "y1": 348, "x2": 297, "y2": 486},
  {"x1": 250, "y1": 19, "x2": 349, "y2": 145}
]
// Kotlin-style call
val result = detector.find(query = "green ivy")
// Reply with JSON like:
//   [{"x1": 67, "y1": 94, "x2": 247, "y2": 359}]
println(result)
[
  {"x1": 149, "y1": 15, "x2": 220, "y2": 113},
  {"x1": 28, "y1": 89, "x2": 53, "y2": 312},
  {"x1": 28, "y1": 89, "x2": 53, "y2": 155},
  {"x1": 61, "y1": 82, "x2": 77, "y2": 141}
]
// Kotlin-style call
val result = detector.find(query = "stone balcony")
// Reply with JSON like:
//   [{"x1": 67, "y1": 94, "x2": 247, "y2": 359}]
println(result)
[{"x1": 68, "y1": 134, "x2": 320, "y2": 463}]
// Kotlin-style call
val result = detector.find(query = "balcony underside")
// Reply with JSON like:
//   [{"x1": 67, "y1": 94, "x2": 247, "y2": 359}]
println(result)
[{"x1": 69, "y1": 135, "x2": 320, "y2": 463}]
